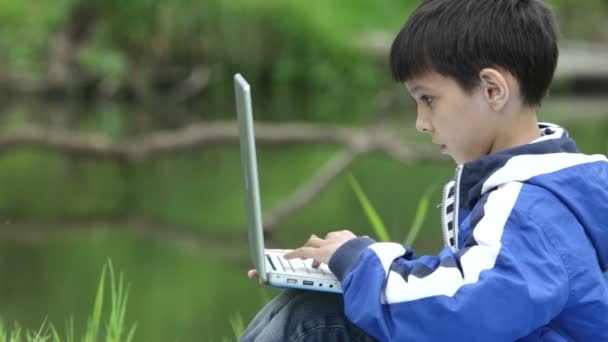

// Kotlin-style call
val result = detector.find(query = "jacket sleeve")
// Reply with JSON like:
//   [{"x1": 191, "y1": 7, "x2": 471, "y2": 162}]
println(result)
[{"x1": 328, "y1": 182, "x2": 569, "y2": 342}]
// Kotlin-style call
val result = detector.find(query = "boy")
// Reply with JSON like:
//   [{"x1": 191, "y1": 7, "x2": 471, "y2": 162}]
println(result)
[{"x1": 241, "y1": 0, "x2": 608, "y2": 341}]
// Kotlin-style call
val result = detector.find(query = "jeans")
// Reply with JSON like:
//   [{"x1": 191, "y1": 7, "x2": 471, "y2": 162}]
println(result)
[{"x1": 240, "y1": 289, "x2": 378, "y2": 342}]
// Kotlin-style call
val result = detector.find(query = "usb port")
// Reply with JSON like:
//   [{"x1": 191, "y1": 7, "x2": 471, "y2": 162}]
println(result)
[
  {"x1": 303, "y1": 280, "x2": 314, "y2": 286},
  {"x1": 286, "y1": 279, "x2": 297, "y2": 284}
]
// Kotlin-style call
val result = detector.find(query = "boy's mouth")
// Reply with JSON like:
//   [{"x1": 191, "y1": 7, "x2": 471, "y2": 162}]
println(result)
[{"x1": 440, "y1": 144, "x2": 448, "y2": 154}]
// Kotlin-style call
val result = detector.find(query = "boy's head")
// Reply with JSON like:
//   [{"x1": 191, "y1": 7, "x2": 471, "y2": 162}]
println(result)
[{"x1": 390, "y1": 0, "x2": 559, "y2": 164}]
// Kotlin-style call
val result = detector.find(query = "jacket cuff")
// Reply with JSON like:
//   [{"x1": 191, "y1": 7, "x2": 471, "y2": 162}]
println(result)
[{"x1": 329, "y1": 236, "x2": 376, "y2": 281}]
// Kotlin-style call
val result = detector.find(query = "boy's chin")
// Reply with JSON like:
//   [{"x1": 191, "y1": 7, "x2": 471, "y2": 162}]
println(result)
[{"x1": 438, "y1": 146, "x2": 462, "y2": 164}]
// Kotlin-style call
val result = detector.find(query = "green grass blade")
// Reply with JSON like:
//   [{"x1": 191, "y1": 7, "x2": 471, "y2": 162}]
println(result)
[
  {"x1": 65, "y1": 316, "x2": 74, "y2": 342},
  {"x1": 125, "y1": 323, "x2": 137, "y2": 342},
  {"x1": 107, "y1": 260, "x2": 118, "y2": 342},
  {"x1": 0, "y1": 261, "x2": 136, "y2": 342},
  {"x1": 230, "y1": 312, "x2": 245, "y2": 340},
  {"x1": 404, "y1": 184, "x2": 437, "y2": 246},
  {"x1": 84, "y1": 264, "x2": 106, "y2": 342},
  {"x1": 9, "y1": 322, "x2": 21, "y2": 342},
  {"x1": 347, "y1": 174, "x2": 390, "y2": 242},
  {"x1": 0, "y1": 319, "x2": 5, "y2": 342},
  {"x1": 105, "y1": 260, "x2": 136, "y2": 342},
  {"x1": 113, "y1": 278, "x2": 129, "y2": 340},
  {"x1": 33, "y1": 317, "x2": 48, "y2": 342},
  {"x1": 27, "y1": 322, "x2": 51, "y2": 342},
  {"x1": 48, "y1": 323, "x2": 61, "y2": 342}
]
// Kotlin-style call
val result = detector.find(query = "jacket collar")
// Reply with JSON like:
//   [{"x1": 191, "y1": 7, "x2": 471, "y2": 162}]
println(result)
[{"x1": 457, "y1": 123, "x2": 578, "y2": 212}]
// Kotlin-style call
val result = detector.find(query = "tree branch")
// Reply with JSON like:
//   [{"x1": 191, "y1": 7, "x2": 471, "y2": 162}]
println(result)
[
  {"x1": 260, "y1": 129, "x2": 442, "y2": 231},
  {"x1": 0, "y1": 121, "x2": 446, "y2": 234},
  {"x1": 263, "y1": 149, "x2": 361, "y2": 231},
  {"x1": 0, "y1": 122, "x2": 443, "y2": 162}
]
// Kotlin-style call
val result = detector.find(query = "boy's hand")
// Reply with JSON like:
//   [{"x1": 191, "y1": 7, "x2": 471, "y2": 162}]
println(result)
[
  {"x1": 247, "y1": 269, "x2": 265, "y2": 285},
  {"x1": 245, "y1": 230, "x2": 357, "y2": 281},
  {"x1": 284, "y1": 230, "x2": 357, "y2": 267}
]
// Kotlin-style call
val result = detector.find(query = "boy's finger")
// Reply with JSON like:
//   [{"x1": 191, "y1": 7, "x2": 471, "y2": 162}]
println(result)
[
  {"x1": 304, "y1": 235, "x2": 324, "y2": 248},
  {"x1": 247, "y1": 269, "x2": 266, "y2": 285},
  {"x1": 284, "y1": 247, "x2": 315, "y2": 260}
]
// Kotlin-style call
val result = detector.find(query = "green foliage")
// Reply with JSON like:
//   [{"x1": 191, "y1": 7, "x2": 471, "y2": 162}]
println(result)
[
  {"x1": 547, "y1": 0, "x2": 608, "y2": 41},
  {"x1": 0, "y1": 0, "x2": 73, "y2": 73},
  {"x1": 0, "y1": 0, "x2": 605, "y2": 125},
  {"x1": 0, "y1": 261, "x2": 136, "y2": 342},
  {"x1": 0, "y1": 0, "x2": 605, "y2": 132},
  {"x1": 77, "y1": 47, "x2": 128, "y2": 85},
  {"x1": 0, "y1": 0, "x2": 413, "y2": 123}
]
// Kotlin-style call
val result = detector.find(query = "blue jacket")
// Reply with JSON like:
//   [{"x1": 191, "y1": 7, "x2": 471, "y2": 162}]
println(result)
[{"x1": 329, "y1": 123, "x2": 608, "y2": 341}]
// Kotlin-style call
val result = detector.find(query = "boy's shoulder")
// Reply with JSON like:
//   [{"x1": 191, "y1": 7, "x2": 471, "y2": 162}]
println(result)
[
  {"x1": 469, "y1": 151, "x2": 608, "y2": 271},
  {"x1": 464, "y1": 148, "x2": 608, "y2": 225}
]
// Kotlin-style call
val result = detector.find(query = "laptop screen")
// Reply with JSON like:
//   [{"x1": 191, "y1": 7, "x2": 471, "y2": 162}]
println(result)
[{"x1": 234, "y1": 74, "x2": 267, "y2": 282}]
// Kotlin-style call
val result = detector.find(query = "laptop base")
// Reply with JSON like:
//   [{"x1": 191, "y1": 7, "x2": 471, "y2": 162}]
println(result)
[{"x1": 267, "y1": 272, "x2": 343, "y2": 294}]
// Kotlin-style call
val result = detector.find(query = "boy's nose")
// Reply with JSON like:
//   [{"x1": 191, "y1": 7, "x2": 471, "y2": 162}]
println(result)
[{"x1": 416, "y1": 112, "x2": 432, "y2": 134}]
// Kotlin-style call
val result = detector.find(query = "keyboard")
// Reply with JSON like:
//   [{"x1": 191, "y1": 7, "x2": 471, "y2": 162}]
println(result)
[{"x1": 264, "y1": 251, "x2": 334, "y2": 278}]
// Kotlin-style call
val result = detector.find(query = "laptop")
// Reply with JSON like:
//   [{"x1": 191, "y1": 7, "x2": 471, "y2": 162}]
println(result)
[{"x1": 234, "y1": 73, "x2": 342, "y2": 294}]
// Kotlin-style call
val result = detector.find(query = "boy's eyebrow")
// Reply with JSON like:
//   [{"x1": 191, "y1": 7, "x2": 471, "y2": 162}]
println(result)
[{"x1": 408, "y1": 85, "x2": 431, "y2": 97}]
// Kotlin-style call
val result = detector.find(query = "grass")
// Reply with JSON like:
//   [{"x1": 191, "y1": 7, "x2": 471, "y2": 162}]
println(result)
[
  {"x1": 0, "y1": 261, "x2": 137, "y2": 342},
  {"x1": 347, "y1": 174, "x2": 391, "y2": 242},
  {"x1": 228, "y1": 313, "x2": 244, "y2": 340},
  {"x1": 348, "y1": 174, "x2": 435, "y2": 245}
]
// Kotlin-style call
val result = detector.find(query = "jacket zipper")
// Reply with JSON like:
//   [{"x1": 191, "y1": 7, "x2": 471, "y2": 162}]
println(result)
[
  {"x1": 441, "y1": 165, "x2": 463, "y2": 252},
  {"x1": 440, "y1": 181, "x2": 451, "y2": 249},
  {"x1": 453, "y1": 165, "x2": 463, "y2": 251}
]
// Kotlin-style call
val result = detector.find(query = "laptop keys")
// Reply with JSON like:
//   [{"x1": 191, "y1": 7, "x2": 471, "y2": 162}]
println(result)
[
  {"x1": 284, "y1": 256, "x2": 324, "y2": 275},
  {"x1": 265, "y1": 252, "x2": 332, "y2": 277}
]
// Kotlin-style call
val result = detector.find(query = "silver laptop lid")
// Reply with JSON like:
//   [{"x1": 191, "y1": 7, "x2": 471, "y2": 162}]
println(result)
[{"x1": 234, "y1": 74, "x2": 267, "y2": 283}]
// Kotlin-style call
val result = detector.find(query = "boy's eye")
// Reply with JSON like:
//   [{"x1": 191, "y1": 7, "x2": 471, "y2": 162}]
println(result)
[{"x1": 420, "y1": 95, "x2": 434, "y2": 106}]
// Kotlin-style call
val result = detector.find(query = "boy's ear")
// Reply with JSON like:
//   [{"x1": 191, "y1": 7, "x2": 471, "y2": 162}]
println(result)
[{"x1": 479, "y1": 68, "x2": 510, "y2": 112}]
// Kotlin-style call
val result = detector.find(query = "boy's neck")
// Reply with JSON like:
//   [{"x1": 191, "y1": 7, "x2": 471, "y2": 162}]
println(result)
[{"x1": 490, "y1": 106, "x2": 541, "y2": 155}]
